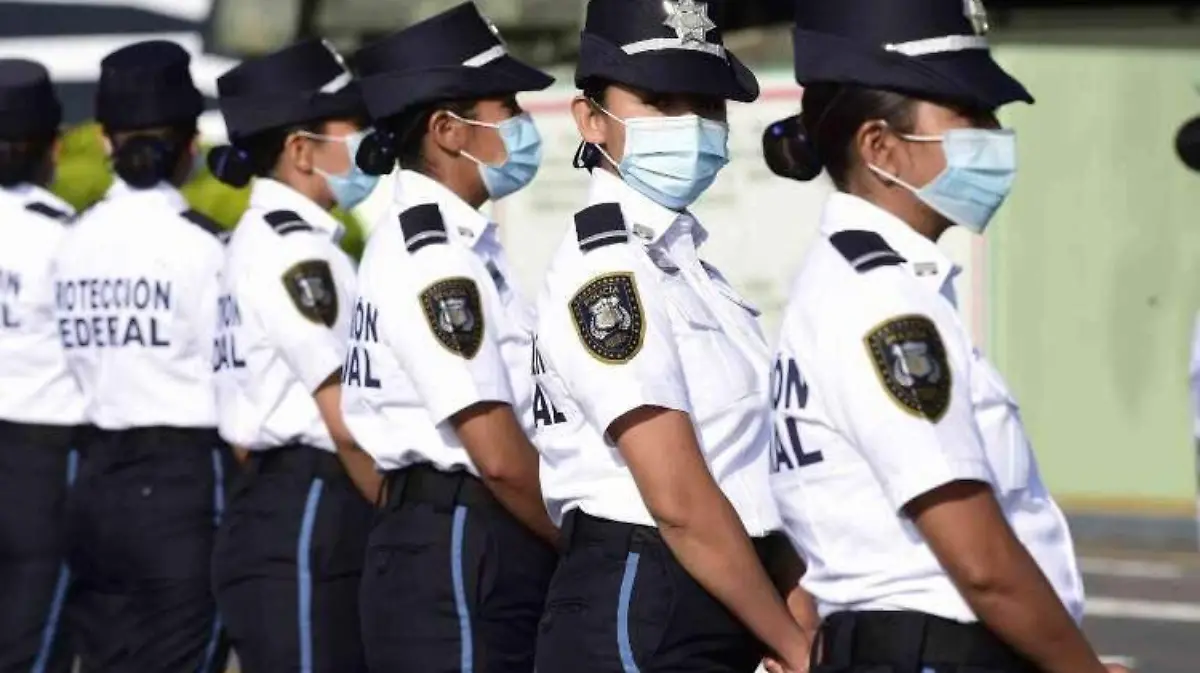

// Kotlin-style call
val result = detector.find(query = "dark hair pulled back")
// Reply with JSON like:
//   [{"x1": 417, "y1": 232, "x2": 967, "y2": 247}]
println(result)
[
  {"x1": 108, "y1": 125, "x2": 196, "y2": 189},
  {"x1": 0, "y1": 134, "x2": 55, "y2": 187},
  {"x1": 207, "y1": 119, "x2": 328, "y2": 189},
  {"x1": 354, "y1": 99, "x2": 477, "y2": 177},
  {"x1": 799, "y1": 83, "x2": 917, "y2": 189}
]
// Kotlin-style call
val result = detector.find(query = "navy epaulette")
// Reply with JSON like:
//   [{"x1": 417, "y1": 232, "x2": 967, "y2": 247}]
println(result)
[
  {"x1": 574, "y1": 203, "x2": 627, "y2": 253},
  {"x1": 264, "y1": 210, "x2": 314, "y2": 236},
  {"x1": 830, "y1": 230, "x2": 906, "y2": 273},
  {"x1": 25, "y1": 201, "x2": 71, "y2": 222},
  {"x1": 181, "y1": 208, "x2": 227, "y2": 242},
  {"x1": 399, "y1": 203, "x2": 448, "y2": 253}
]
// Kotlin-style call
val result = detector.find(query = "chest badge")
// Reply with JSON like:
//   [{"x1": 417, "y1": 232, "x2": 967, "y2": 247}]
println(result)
[
  {"x1": 282, "y1": 260, "x2": 338, "y2": 327},
  {"x1": 420, "y1": 277, "x2": 485, "y2": 359},
  {"x1": 864, "y1": 315, "x2": 952, "y2": 422},
  {"x1": 569, "y1": 273, "x2": 645, "y2": 364}
]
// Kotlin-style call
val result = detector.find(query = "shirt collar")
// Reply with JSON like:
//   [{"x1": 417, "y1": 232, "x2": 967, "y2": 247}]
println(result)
[
  {"x1": 106, "y1": 178, "x2": 189, "y2": 212},
  {"x1": 586, "y1": 169, "x2": 708, "y2": 250},
  {"x1": 396, "y1": 170, "x2": 497, "y2": 250},
  {"x1": 819, "y1": 192, "x2": 960, "y2": 298},
  {"x1": 1, "y1": 182, "x2": 73, "y2": 214},
  {"x1": 248, "y1": 178, "x2": 344, "y2": 240}
]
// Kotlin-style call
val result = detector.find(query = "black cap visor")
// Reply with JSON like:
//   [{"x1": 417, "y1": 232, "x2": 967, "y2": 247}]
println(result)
[{"x1": 360, "y1": 54, "x2": 553, "y2": 121}]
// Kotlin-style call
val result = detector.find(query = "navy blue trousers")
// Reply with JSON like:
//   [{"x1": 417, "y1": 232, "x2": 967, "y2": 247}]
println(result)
[
  {"x1": 0, "y1": 421, "x2": 80, "y2": 673},
  {"x1": 212, "y1": 445, "x2": 373, "y2": 673},
  {"x1": 66, "y1": 427, "x2": 232, "y2": 673}
]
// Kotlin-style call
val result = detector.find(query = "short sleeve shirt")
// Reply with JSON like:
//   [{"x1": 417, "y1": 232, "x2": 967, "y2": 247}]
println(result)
[
  {"x1": 769, "y1": 192, "x2": 1084, "y2": 623},
  {"x1": 53, "y1": 180, "x2": 224, "y2": 430},
  {"x1": 0, "y1": 184, "x2": 84, "y2": 425},
  {"x1": 214, "y1": 179, "x2": 357, "y2": 452},
  {"x1": 341, "y1": 170, "x2": 530, "y2": 474},
  {"x1": 532, "y1": 169, "x2": 782, "y2": 533}
]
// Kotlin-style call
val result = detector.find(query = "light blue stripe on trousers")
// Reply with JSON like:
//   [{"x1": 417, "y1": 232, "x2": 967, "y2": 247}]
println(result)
[
  {"x1": 198, "y1": 448, "x2": 227, "y2": 673},
  {"x1": 450, "y1": 506, "x2": 474, "y2": 673},
  {"x1": 616, "y1": 552, "x2": 642, "y2": 673},
  {"x1": 30, "y1": 449, "x2": 78, "y2": 673},
  {"x1": 297, "y1": 479, "x2": 325, "y2": 673}
]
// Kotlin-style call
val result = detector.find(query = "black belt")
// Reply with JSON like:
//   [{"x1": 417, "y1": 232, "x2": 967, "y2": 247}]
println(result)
[
  {"x1": 85, "y1": 425, "x2": 222, "y2": 456},
  {"x1": 381, "y1": 464, "x2": 496, "y2": 511},
  {"x1": 817, "y1": 611, "x2": 1036, "y2": 673},
  {"x1": 560, "y1": 510, "x2": 778, "y2": 559},
  {"x1": 245, "y1": 443, "x2": 346, "y2": 482},
  {"x1": 0, "y1": 420, "x2": 86, "y2": 448}
]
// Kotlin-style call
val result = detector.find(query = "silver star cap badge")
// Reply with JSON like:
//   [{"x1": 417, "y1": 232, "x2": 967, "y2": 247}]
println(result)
[
  {"x1": 963, "y1": 0, "x2": 990, "y2": 36},
  {"x1": 662, "y1": 0, "x2": 717, "y2": 45}
]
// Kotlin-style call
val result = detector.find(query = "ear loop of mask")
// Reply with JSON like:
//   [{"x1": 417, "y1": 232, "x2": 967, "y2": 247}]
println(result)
[
  {"x1": 582, "y1": 98, "x2": 625, "y2": 170},
  {"x1": 445, "y1": 111, "x2": 504, "y2": 168},
  {"x1": 866, "y1": 123, "x2": 944, "y2": 190}
]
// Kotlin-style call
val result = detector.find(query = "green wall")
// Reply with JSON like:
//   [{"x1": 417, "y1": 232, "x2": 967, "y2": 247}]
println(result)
[{"x1": 990, "y1": 42, "x2": 1200, "y2": 509}]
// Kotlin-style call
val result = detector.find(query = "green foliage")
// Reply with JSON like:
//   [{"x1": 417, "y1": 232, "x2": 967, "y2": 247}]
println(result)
[{"x1": 50, "y1": 122, "x2": 367, "y2": 261}]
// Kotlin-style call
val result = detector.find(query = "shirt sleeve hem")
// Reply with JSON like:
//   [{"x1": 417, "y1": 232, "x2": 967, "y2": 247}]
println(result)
[
  {"x1": 592, "y1": 385, "x2": 691, "y2": 439},
  {"x1": 885, "y1": 458, "x2": 992, "y2": 513},
  {"x1": 426, "y1": 381, "x2": 516, "y2": 427}
]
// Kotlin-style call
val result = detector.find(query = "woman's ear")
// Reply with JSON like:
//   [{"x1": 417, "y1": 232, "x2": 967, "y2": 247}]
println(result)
[
  {"x1": 856, "y1": 120, "x2": 898, "y2": 182},
  {"x1": 428, "y1": 110, "x2": 468, "y2": 156},
  {"x1": 571, "y1": 96, "x2": 607, "y2": 146},
  {"x1": 285, "y1": 132, "x2": 315, "y2": 174}
]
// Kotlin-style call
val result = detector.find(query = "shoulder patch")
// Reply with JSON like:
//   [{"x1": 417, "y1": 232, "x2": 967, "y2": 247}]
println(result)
[
  {"x1": 574, "y1": 203, "x2": 628, "y2": 253},
  {"x1": 281, "y1": 260, "x2": 338, "y2": 327},
  {"x1": 265, "y1": 210, "x2": 314, "y2": 236},
  {"x1": 25, "y1": 201, "x2": 71, "y2": 222},
  {"x1": 864, "y1": 315, "x2": 951, "y2": 422},
  {"x1": 830, "y1": 230, "x2": 906, "y2": 273},
  {"x1": 569, "y1": 272, "x2": 645, "y2": 364},
  {"x1": 419, "y1": 277, "x2": 484, "y2": 358},
  {"x1": 399, "y1": 204, "x2": 448, "y2": 253},
  {"x1": 181, "y1": 208, "x2": 226, "y2": 242}
]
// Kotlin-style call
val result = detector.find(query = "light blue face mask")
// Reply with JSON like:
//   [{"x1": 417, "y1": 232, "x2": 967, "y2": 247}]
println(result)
[
  {"x1": 869, "y1": 128, "x2": 1017, "y2": 234},
  {"x1": 594, "y1": 104, "x2": 730, "y2": 211},
  {"x1": 303, "y1": 129, "x2": 381, "y2": 211},
  {"x1": 453, "y1": 112, "x2": 543, "y2": 201}
]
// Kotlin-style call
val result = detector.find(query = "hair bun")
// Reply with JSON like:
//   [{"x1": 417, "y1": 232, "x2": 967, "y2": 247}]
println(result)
[
  {"x1": 355, "y1": 129, "x2": 396, "y2": 177},
  {"x1": 762, "y1": 114, "x2": 824, "y2": 183},
  {"x1": 207, "y1": 145, "x2": 254, "y2": 188},
  {"x1": 113, "y1": 136, "x2": 175, "y2": 188},
  {"x1": 1176, "y1": 115, "x2": 1200, "y2": 172}
]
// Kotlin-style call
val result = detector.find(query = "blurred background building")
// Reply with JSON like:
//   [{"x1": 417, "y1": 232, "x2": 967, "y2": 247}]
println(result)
[{"x1": 2, "y1": 0, "x2": 1200, "y2": 551}]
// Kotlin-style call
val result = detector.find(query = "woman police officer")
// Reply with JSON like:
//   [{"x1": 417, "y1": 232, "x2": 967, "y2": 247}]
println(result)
[
  {"x1": 0, "y1": 58, "x2": 82, "y2": 673},
  {"x1": 205, "y1": 39, "x2": 381, "y2": 673},
  {"x1": 341, "y1": 3, "x2": 558, "y2": 671},
  {"x1": 764, "y1": 1, "x2": 1126, "y2": 673},
  {"x1": 52, "y1": 40, "x2": 230, "y2": 672},
  {"x1": 530, "y1": 0, "x2": 811, "y2": 671}
]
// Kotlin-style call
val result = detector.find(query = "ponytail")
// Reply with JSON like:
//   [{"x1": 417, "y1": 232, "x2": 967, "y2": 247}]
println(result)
[{"x1": 107, "y1": 125, "x2": 195, "y2": 188}]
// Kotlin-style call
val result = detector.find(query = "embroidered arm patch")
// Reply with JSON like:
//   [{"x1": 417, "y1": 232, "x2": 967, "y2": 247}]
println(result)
[
  {"x1": 282, "y1": 260, "x2": 338, "y2": 327},
  {"x1": 568, "y1": 272, "x2": 645, "y2": 364},
  {"x1": 419, "y1": 277, "x2": 484, "y2": 359},
  {"x1": 863, "y1": 315, "x2": 952, "y2": 422}
]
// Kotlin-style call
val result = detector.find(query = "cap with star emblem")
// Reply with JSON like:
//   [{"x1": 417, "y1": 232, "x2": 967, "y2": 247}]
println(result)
[
  {"x1": 576, "y1": 0, "x2": 758, "y2": 103},
  {"x1": 214, "y1": 39, "x2": 365, "y2": 144},
  {"x1": 352, "y1": 1, "x2": 554, "y2": 122},
  {"x1": 0, "y1": 59, "x2": 61, "y2": 140},
  {"x1": 790, "y1": 0, "x2": 1031, "y2": 111}
]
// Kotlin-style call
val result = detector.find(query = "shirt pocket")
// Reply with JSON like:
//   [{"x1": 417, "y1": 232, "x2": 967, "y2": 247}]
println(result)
[
  {"x1": 971, "y1": 352, "x2": 1032, "y2": 497},
  {"x1": 660, "y1": 278, "x2": 758, "y2": 416}
]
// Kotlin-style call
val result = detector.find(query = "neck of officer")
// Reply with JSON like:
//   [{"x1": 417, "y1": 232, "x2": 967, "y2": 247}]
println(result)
[
  {"x1": 420, "y1": 157, "x2": 488, "y2": 210},
  {"x1": 273, "y1": 169, "x2": 335, "y2": 211},
  {"x1": 849, "y1": 181, "x2": 950, "y2": 243}
]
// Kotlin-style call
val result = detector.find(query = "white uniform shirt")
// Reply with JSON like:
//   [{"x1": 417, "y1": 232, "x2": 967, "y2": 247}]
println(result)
[
  {"x1": 342, "y1": 170, "x2": 532, "y2": 473},
  {"x1": 533, "y1": 169, "x2": 782, "y2": 533},
  {"x1": 214, "y1": 179, "x2": 356, "y2": 452},
  {"x1": 0, "y1": 184, "x2": 85, "y2": 425},
  {"x1": 53, "y1": 180, "x2": 224, "y2": 430},
  {"x1": 769, "y1": 192, "x2": 1084, "y2": 623}
]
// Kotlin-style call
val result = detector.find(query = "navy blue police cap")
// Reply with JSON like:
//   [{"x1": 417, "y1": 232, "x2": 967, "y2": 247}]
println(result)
[
  {"x1": 0, "y1": 59, "x2": 62, "y2": 140},
  {"x1": 792, "y1": 0, "x2": 1032, "y2": 111},
  {"x1": 353, "y1": 2, "x2": 554, "y2": 121},
  {"x1": 217, "y1": 39, "x2": 365, "y2": 142},
  {"x1": 95, "y1": 40, "x2": 203, "y2": 132},
  {"x1": 576, "y1": 0, "x2": 758, "y2": 103}
]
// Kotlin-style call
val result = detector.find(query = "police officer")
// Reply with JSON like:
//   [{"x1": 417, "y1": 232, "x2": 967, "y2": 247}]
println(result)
[
  {"x1": 52, "y1": 41, "x2": 230, "y2": 672},
  {"x1": 764, "y1": 2, "x2": 1125, "y2": 673},
  {"x1": 205, "y1": 39, "x2": 380, "y2": 673},
  {"x1": 0, "y1": 58, "x2": 82, "y2": 673},
  {"x1": 530, "y1": 1, "x2": 811, "y2": 671},
  {"x1": 342, "y1": 3, "x2": 559, "y2": 671}
]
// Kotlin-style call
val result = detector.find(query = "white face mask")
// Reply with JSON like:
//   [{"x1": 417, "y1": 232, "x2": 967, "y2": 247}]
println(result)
[{"x1": 590, "y1": 101, "x2": 730, "y2": 211}]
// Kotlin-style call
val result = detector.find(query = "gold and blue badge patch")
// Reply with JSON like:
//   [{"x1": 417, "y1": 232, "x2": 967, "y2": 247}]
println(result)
[
  {"x1": 419, "y1": 277, "x2": 484, "y2": 359},
  {"x1": 569, "y1": 272, "x2": 645, "y2": 364},
  {"x1": 282, "y1": 260, "x2": 338, "y2": 328},
  {"x1": 864, "y1": 315, "x2": 951, "y2": 422}
]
